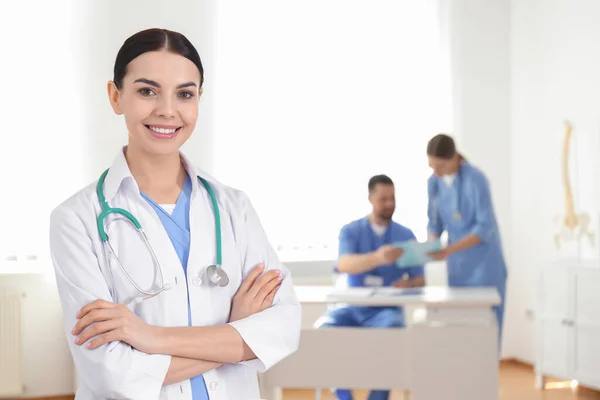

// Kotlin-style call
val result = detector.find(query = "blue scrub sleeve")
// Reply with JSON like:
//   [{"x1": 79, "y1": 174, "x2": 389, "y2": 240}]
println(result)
[
  {"x1": 426, "y1": 176, "x2": 443, "y2": 236},
  {"x1": 335, "y1": 225, "x2": 359, "y2": 273},
  {"x1": 338, "y1": 225, "x2": 359, "y2": 257},
  {"x1": 470, "y1": 173, "x2": 494, "y2": 242}
]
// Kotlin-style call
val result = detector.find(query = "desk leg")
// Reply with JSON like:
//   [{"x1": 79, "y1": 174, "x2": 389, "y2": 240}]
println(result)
[
  {"x1": 262, "y1": 385, "x2": 282, "y2": 400},
  {"x1": 535, "y1": 373, "x2": 545, "y2": 390},
  {"x1": 272, "y1": 387, "x2": 283, "y2": 400}
]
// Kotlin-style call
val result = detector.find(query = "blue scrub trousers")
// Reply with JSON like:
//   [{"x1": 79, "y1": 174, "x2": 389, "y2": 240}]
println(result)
[{"x1": 315, "y1": 306, "x2": 405, "y2": 400}]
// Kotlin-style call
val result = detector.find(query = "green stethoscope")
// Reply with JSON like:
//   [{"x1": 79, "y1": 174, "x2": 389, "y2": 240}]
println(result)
[{"x1": 96, "y1": 168, "x2": 229, "y2": 302}]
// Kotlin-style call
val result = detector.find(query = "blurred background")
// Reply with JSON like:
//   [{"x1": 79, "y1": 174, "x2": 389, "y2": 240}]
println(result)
[{"x1": 1, "y1": 0, "x2": 600, "y2": 398}]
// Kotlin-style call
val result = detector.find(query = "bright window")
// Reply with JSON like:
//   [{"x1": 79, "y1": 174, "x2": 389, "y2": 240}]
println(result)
[
  {"x1": 0, "y1": 0, "x2": 85, "y2": 268},
  {"x1": 213, "y1": 0, "x2": 453, "y2": 261}
]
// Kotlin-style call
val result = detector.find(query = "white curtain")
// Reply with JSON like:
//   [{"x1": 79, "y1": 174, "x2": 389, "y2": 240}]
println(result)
[
  {"x1": 213, "y1": 0, "x2": 453, "y2": 261},
  {"x1": 0, "y1": 0, "x2": 85, "y2": 265}
]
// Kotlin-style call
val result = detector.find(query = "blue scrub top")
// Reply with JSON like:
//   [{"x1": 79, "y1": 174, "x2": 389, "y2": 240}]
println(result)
[
  {"x1": 141, "y1": 174, "x2": 210, "y2": 400},
  {"x1": 426, "y1": 162, "x2": 508, "y2": 287},
  {"x1": 337, "y1": 216, "x2": 425, "y2": 287}
]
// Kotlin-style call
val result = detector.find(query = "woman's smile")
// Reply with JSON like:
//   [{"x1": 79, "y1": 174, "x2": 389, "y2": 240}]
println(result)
[{"x1": 144, "y1": 124, "x2": 183, "y2": 139}]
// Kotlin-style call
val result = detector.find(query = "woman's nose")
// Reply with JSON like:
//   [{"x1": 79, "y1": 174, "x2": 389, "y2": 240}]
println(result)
[{"x1": 155, "y1": 95, "x2": 175, "y2": 118}]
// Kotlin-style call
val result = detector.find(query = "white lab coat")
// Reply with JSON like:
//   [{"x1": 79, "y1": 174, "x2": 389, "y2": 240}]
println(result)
[{"x1": 49, "y1": 148, "x2": 301, "y2": 400}]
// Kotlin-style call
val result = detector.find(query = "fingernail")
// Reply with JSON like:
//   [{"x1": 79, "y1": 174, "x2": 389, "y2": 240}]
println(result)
[
  {"x1": 71, "y1": 328, "x2": 76, "y2": 335},
  {"x1": 86, "y1": 343, "x2": 92, "y2": 349},
  {"x1": 74, "y1": 337, "x2": 79, "y2": 344},
  {"x1": 259, "y1": 263, "x2": 265, "y2": 270}
]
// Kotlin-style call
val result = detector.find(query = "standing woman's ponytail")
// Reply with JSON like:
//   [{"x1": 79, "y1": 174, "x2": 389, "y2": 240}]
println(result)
[{"x1": 427, "y1": 133, "x2": 466, "y2": 161}]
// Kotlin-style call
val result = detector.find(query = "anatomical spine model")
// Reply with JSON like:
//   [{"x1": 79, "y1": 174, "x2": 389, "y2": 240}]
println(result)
[{"x1": 554, "y1": 120, "x2": 595, "y2": 249}]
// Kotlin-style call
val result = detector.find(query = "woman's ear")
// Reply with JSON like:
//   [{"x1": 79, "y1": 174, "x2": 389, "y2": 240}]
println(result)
[{"x1": 107, "y1": 81, "x2": 123, "y2": 115}]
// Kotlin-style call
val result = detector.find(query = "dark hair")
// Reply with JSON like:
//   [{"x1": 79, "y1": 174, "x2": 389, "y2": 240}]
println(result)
[
  {"x1": 113, "y1": 28, "x2": 204, "y2": 90},
  {"x1": 368, "y1": 174, "x2": 394, "y2": 193},
  {"x1": 427, "y1": 133, "x2": 464, "y2": 160}
]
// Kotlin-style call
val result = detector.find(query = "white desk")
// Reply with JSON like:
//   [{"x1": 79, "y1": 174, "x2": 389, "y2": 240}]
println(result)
[{"x1": 260, "y1": 285, "x2": 501, "y2": 400}]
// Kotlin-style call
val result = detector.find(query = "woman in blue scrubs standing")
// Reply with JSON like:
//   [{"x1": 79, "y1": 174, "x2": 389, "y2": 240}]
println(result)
[{"x1": 425, "y1": 134, "x2": 508, "y2": 347}]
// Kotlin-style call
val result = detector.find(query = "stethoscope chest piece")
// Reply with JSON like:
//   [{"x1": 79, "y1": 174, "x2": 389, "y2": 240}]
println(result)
[{"x1": 207, "y1": 264, "x2": 229, "y2": 287}]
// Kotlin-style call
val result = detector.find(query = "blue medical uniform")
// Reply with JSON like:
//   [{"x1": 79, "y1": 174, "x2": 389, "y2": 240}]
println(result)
[
  {"x1": 316, "y1": 217, "x2": 424, "y2": 400},
  {"x1": 141, "y1": 174, "x2": 210, "y2": 399},
  {"x1": 427, "y1": 162, "x2": 508, "y2": 345}
]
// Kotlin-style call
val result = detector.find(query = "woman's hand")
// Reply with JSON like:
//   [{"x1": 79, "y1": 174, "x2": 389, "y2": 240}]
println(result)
[
  {"x1": 72, "y1": 300, "x2": 160, "y2": 353},
  {"x1": 428, "y1": 247, "x2": 451, "y2": 261},
  {"x1": 229, "y1": 263, "x2": 282, "y2": 322}
]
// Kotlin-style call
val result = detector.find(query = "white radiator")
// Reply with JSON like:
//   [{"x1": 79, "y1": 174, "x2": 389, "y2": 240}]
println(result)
[{"x1": 0, "y1": 292, "x2": 24, "y2": 397}]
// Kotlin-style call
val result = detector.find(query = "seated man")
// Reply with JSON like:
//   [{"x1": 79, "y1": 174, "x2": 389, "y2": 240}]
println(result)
[{"x1": 315, "y1": 174, "x2": 425, "y2": 400}]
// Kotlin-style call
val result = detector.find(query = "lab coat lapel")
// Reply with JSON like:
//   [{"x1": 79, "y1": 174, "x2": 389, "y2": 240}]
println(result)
[
  {"x1": 186, "y1": 177, "x2": 217, "y2": 283},
  {"x1": 180, "y1": 154, "x2": 221, "y2": 282},
  {"x1": 100, "y1": 185, "x2": 183, "y2": 308},
  {"x1": 106, "y1": 148, "x2": 183, "y2": 275}
]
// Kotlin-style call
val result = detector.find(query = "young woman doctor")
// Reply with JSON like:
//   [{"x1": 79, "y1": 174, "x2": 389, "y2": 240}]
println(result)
[
  {"x1": 49, "y1": 28, "x2": 300, "y2": 400},
  {"x1": 425, "y1": 134, "x2": 508, "y2": 347}
]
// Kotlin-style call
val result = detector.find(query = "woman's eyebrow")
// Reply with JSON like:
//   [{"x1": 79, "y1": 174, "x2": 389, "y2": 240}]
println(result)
[
  {"x1": 134, "y1": 78, "x2": 160, "y2": 87},
  {"x1": 132, "y1": 78, "x2": 197, "y2": 90},
  {"x1": 176, "y1": 82, "x2": 197, "y2": 89}
]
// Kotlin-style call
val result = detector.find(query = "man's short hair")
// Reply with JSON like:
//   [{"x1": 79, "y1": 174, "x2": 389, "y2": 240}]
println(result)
[{"x1": 368, "y1": 174, "x2": 394, "y2": 193}]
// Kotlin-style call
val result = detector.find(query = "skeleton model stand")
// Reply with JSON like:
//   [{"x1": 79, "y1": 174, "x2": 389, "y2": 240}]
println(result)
[{"x1": 554, "y1": 120, "x2": 595, "y2": 249}]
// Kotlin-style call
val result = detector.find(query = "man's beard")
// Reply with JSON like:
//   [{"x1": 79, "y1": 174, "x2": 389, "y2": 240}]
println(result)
[{"x1": 376, "y1": 210, "x2": 394, "y2": 222}]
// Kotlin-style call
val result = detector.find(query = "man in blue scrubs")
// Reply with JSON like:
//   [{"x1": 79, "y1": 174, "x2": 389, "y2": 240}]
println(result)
[{"x1": 315, "y1": 174, "x2": 425, "y2": 400}]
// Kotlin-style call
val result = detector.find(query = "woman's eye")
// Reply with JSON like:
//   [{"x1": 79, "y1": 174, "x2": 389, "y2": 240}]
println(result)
[
  {"x1": 179, "y1": 91, "x2": 194, "y2": 99},
  {"x1": 138, "y1": 88, "x2": 156, "y2": 96}
]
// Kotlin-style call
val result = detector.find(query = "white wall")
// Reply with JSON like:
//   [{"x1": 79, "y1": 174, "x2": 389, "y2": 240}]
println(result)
[
  {"x1": 509, "y1": 0, "x2": 600, "y2": 364},
  {"x1": 448, "y1": 0, "x2": 600, "y2": 364}
]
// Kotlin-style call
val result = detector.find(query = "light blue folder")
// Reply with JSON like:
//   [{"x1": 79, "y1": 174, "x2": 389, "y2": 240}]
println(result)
[{"x1": 393, "y1": 238, "x2": 442, "y2": 267}]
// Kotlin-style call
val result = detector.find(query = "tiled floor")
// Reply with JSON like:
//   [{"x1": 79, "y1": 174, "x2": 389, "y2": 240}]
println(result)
[{"x1": 281, "y1": 361, "x2": 600, "y2": 399}]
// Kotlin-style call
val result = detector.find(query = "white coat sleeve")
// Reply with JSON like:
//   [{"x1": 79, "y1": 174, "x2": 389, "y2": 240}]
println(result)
[
  {"x1": 49, "y1": 206, "x2": 171, "y2": 400},
  {"x1": 227, "y1": 192, "x2": 301, "y2": 372}
]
